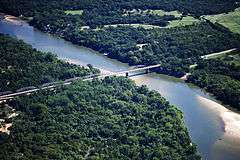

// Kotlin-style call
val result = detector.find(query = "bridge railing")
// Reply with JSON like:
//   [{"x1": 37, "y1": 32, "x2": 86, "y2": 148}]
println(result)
[{"x1": 0, "y1": 64, "x2": 161, "y2": 100}]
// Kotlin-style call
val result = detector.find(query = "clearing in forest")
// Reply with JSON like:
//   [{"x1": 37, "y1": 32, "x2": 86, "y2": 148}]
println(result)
[
  {"x1": 64, "y1": 10, "x2": 83, "y2": 15},
  {"x1": 205, "y1": 8, "x2": 240, "y2": 34},
  {"x1": 167, "y1": 16, "x2": 200, "y2": 28},
  {"x1": 147, "y1": 9, "x2": 182, "y2": 18}
]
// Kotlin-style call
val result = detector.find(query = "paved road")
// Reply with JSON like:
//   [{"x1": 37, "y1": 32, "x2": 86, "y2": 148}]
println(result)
[
  {"x1": 200, "y1": 48, "x2": 237, "y2": 59},
  {"x1": 0, "y1": 64, "x2": 161, "y2": 101}
]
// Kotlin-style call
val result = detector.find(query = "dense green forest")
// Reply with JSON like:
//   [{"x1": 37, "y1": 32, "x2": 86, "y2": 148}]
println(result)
[
  {"x1": 1, "y1": 1, "x2": 240, "y2": 159},
  {"x1": 0, "y1": 0, "x2": 239, "y2": 109},
  {"x1": 188, "y1": 57, "x2": 240, "y2": 109},
  {"x1": 31, "y1": 19, "x2": 239, "y2": 76},
  {"x1": 0, "y1": 34, "x2": 200, "y2": 159},
  {"x1": 62, "y1": 23, "x2": 239, "y2": 74},
  {"x1": 0, "y1": 0, "x2": 239, "y2": 17},
  {"x1": 0, "y1": 77, "x2": 200, "y2": 159},
  {"x1": 0, "y1": 34, "x2": 99, "y2": 92},
  {"x1": 1, "y1": 0, "x2": 240, "y2": 77}
]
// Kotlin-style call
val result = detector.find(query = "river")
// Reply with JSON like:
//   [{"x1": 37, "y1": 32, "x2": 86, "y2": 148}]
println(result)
[{"x1": 0, "y1": 17, "x2": 239, "y2": 160}]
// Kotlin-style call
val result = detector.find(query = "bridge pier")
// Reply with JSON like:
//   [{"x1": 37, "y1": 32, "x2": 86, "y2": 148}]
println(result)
[
  {"x1": 145, "y1": 69, "x2": 149, "y2": 74},
  {"x1": 0, "y1": 64, "x2": 162, "y2": 101}
]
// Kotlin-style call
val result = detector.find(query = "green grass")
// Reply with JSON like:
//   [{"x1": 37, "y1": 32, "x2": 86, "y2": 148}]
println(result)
[
  {"x1": 123, "y1": 9, "x2": 182, "y2": 18},
  {"x1": 101, "y1": 24, "x2": 161, "y2": 29},
  {"x1": 99, "y1": 16, "x2": 199, "y2": 29},
  {"x1": 147, "y1": 10, "x2": 182, "y2": 18},
  {"x1": 120, "y1": 9, "x2": 198, "y2": 28},
  {"x1": 205, "y1": 8, "x2": 240, "y2": 34},
  {"x1": 64, "y1": 10, "x2": 83, "y2": 15},
  {"x1": 167, "y1": 16, "x2": 200, "y2": 28},
  {"x1": 146, "y1": 10, "x2": 200, "y2": 28}
]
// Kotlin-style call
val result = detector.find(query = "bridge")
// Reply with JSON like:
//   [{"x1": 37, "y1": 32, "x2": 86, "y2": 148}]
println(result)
[{"x1": 0, "y1": 64, "x2": 161, "y2": 101}]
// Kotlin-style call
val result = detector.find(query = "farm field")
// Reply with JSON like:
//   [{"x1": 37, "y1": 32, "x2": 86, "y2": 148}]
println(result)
[
  {"x1": 205, "y1": 8, "x2": 240, "y2": 34},
  {"x1": 167, "y1": 16, "x2": 200, "y2": 28}
]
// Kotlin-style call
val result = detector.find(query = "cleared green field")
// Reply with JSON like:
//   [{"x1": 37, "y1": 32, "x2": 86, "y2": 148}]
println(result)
[
  {"x1": 167, "y1": 16, "x2": 200, "y2": 28},
  {"x1": 64, "y1": 10, "x2": 83, "y2": 15},
  {"x1": 99, "y1": 15, "x2": 199, "y2": 29},
  {"x1": 123, "y1": 9, "x2": 182, "y2": 18},
  {"x1": 147, "y1": 9, "x2": 182, "y2": 18},
  {"x1": 121, "y1": 9, "x2": 198, "y2": 28},
  {"x1": 205, "y1": 8, "x2": 240, "y2": 34},
  {"x1": 142, "y1": 10, "x2": 199, "y2": 28},
  {"x1": 98, "y1": 24, "x2": 161, "y2": 30}
]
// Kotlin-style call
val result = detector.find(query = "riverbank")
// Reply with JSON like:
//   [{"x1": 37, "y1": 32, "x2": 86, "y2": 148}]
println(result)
[
  {"x1": 2, "y1": 14, "x2": 24, "y2": 25},
  {"x1": 1, "y1": 16, "x2": 240, "y2": 159},
  {"x1": 197, "y1": 96, "x2": 240, "y2": 159}
]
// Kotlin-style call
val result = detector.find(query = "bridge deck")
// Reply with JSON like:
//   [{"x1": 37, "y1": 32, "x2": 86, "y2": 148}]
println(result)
[{"x1": 0, "y1": 64, "x2": 161, "y2": 101}]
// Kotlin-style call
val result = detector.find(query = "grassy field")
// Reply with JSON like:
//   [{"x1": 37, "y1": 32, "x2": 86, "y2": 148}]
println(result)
[
  {"x1": 167, "y1": 16, "x2": 200, "y2": 28},
  {"x1": 99, "y1": 24, "x2": 161, "y2": 29},
  {"x1": 147, "y1": 9, "x2": 182, "y2": 18},
  {"x1": 205, "y1": 8, "x2": 240, "y2": 34},
  {"x1": 98, "y1": 15, "x2": 199, "y2": 29},
  {"x1": 82, "y1": 17, "x2": 200, "y2": 30},
  {"x1": 138, "y1": 9, "x2": 199, "y2": 28},
  {"x1": 64, "y1": 10, "x2": 83, "y2": 15},
  {"x1": 78, "y1": 9, "x2": 199, "y2": 30},
  {"x1": 123, "y1": 9, "x2": 182, "y2": 18}
]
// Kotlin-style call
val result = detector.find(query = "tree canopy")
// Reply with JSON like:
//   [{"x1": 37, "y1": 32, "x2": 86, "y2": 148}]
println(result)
[
  {"x1": 0, "y1": 77, "x2": 200, "y2": 159},
  {"x1": 0, "y1": 34, "x2": 99, "y2": 92}
]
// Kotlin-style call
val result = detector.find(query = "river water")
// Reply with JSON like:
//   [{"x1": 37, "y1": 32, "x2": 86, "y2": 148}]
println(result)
[{"x1": 0, "y1": 18, "x2": 239, "y2": 159}]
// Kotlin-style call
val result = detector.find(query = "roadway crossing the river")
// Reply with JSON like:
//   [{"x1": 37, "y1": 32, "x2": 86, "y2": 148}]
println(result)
[{"x1": 0, "y1": 64, "x2": 161, "y2": 101}]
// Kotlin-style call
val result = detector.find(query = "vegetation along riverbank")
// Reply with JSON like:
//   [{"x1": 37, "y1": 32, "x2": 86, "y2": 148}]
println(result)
[
  {"x1": 0, "y1": 34, "x2": 200, "y2": 159},
  {"x1": 1, "y1": 0, "x2": 239, "y2": 110}
]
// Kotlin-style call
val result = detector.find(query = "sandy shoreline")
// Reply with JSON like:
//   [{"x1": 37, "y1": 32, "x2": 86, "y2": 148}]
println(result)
[
  {"x1": 180, "y1": 73, "x2": 191, "y2": 80},
  {"x1": 197, "y1": 96, "x2": 240, "y2": 159},
  {"x1": 197, "y1": 96, "x2": 240, "y2": 137},
  {"x1": 2, "y1": 13, "x2": 240, "y2": 158},
  {"x1": 65, "y1": 58, "x2": 115, "y2": 75},
  {"x1": 1, "y1": 14, "x2": 24, "y2": 25}
]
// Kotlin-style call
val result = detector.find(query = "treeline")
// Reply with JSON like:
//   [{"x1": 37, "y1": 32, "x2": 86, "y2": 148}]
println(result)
[
  {"x1": 0, "y1": 77, "x2": 200, "y2": 159},
  {"x1": 30, "y1": 15, "x2": 240, "y2": 76},
  {"x1": 61, "y1": 22, "x2": 239, "y2": 76},
  {"x1": 0, "y1": 34, "x2": 99, "y2": 92},
  {"x1": 1, "y1": 0, "x2": 239, "y2": 78},
  {"x1": 0, "y1": 0, "x2": 239, "y2": 17},
  {"x1": 1, "y1": 0, "x2": 239, "y2": 29},
  {"x1": 82, "y1": 12, "x2": 177, "y2": 28},
  {"x1": 188, "y1": 59, "x2": 240, "y2": 109},
  {"x1": 30, "y1": 9, "x2": 177, "y2": 31}
]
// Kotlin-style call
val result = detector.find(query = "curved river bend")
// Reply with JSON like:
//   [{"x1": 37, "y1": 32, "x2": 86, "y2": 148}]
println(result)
[{"x1": 0, "y1": 18, "x2": 239, "y2": 160}]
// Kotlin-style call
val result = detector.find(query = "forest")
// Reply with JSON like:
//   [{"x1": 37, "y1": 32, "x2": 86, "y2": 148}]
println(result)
[
  {"x1": 62, "y1": 22, "x2": 239, "y2": 75},
  {"x1": 0, "y1": 33, "x2": 200, "y2": 160},
  {"x1": 187, "y1": 57, "x2": 240, "y2": 109},
  {"x1": 0, "y1": 0, "x2": 240, "y2": 159},
  {"x1": 0, "y1": 0, "x2": 239, "y2": 108},
  {"x1": 0, "y1": 0, "x2": 239, "y2": 17},
  {"x1": 0, "y1": 34, "x2": 99, "y2": 92},
  {"x1": 0, "y1": 77, "x2": 200, "y2": 159},
  {"x1": 0, "y1": 1, "x2": 239, "y2": 76}
]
